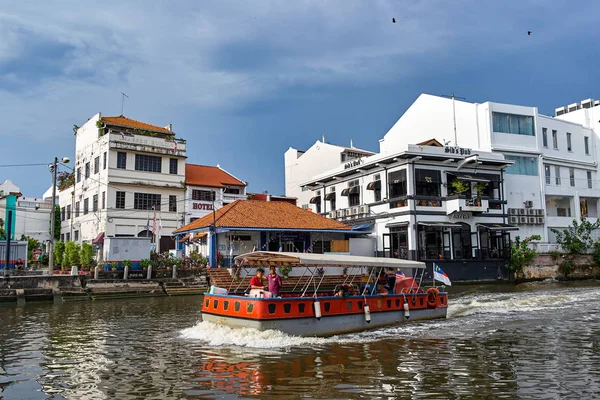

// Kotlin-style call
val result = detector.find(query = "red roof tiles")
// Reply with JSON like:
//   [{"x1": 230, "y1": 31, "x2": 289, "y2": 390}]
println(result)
[
  {"x1": 173, "y1": 200, "x2": 352, "y2": 233},
  {"x1": 185, "y1": 164, "x2": 245, "y2": 188},
  {"x1": 101, "y1": 115, "x2": 173, "y2": 134}
]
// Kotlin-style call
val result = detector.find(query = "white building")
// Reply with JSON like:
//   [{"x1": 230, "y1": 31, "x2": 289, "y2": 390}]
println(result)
[
  {"x1": 58, "y1": 114, "x2": 187, "y2": 254},
  {"x1": 285, "y1": 138, "x2": 374, "y2": 210},
  {"x1": 184, "y1": 163, "x2": 247, "y2": 226},
  {"x1": 0, "y1": 180, "x2": 53, "y2": 243}
]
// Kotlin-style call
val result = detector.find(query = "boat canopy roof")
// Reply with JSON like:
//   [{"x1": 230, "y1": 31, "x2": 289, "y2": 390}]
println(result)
[{"x1": 234, "y1": 251, "x2": 426, "y2": 269}]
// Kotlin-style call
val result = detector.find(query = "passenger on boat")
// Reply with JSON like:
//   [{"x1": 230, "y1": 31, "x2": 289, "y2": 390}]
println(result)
[
  {"x1": 377, "y1": 284, "x2": 389, "y2": 296},
  {"x1": 250, "y1": 268, "x2": 266, "y2": 290},
  {"x1": 267, "y1": 266, "x2": 283, "y2": 297}
]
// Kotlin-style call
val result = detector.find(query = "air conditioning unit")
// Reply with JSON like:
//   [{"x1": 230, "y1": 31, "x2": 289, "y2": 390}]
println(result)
[
  {"x1": 518, "y1": 208, "x2": 527, "y2": 216},
  {"x1": 524, "y1": 200, "x2": 533, "y2": 208},
  {"x1": 344, "y1": 209, "x2": 352, "y2": 217},
  {"x1": 328, "y1": 211, "x2": 337, "y2": 219},
  {"x1": 509, "y1": 208, "x2": 518, "y2": 215},
  {"x1": 336, "y1": 210, "x2": 344, "y2": 218},
  {"x1": 528, "y1": 217, "x2": 537, "y2": 224},
  {"x1": 519, "y1": 216, "x2": 528, "y2": 224},
  {"x1": 536, "y1": 209, "x2": 544, "y2": 216},
  {"x1": 359, "y1": 205, "x2": 370, "y2": 215},
  {"x1": 351, "y1": 206, "x2": 360, "y2": 215},
  {"x1": 537, "y1": 217, "x2": 545, "y2": 224},
  {"x1": 527, "y1": 208, "x2": 537, "y2": 216},
  {"x1": 509, "y1": 216, "x2": 519, "y2": 224}
]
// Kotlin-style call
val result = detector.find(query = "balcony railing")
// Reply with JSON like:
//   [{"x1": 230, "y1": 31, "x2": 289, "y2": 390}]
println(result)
[{"x1": 446, "y1": 195, "x2": 489, "y2": 215}]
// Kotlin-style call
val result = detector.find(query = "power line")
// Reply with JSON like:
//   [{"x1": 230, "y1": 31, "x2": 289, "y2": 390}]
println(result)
[{"x1": 0, "y1": 163, "x2": 51, "y2": 168}]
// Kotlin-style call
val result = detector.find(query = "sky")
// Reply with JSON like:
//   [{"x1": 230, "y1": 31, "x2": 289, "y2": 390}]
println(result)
[{"x1": 1, "y1": 0, "x2": 599, "y2": 197}]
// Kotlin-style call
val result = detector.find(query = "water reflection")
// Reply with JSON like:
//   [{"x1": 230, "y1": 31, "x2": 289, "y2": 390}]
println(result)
[{"x1": 0, "y1": 283, "x2": 599, "y2": 399}]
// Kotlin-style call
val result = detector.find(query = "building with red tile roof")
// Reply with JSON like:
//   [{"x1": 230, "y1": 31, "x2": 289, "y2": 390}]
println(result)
[
  {"x1": 186, "y1": 164, "x2": 246, "y2": 188},
  {"x1": 101, "y1": 115, "x2": 174, "y2": 135}
]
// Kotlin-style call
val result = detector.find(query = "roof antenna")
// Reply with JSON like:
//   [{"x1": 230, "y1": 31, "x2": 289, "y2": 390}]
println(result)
[
  {"x1": 350, "y1": 139, "x2": 354, "y2": 148},
  {"x1": 441, "y1": 93, "x2": 466, "y2": 146},
  {"x1": 322, "y1": 134, "x2": 326, "y2": 143},
  {"x1": 121, "y1": 92, "x2": 129, "y2": 116}
]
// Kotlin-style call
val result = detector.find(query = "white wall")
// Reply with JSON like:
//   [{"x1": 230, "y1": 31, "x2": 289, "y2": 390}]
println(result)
[{"x1": 0, "y1": 197, "x2": 52, "y2": 242}]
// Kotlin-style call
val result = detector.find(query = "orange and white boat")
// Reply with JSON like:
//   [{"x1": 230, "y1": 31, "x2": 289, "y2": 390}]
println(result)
[{"x1": 201, "y1": 252, "x2": 448, "y2": 337}]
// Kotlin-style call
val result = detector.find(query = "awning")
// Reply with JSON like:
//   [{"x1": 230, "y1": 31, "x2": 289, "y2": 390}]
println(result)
[
  {"x1": 477, "y1": 223, "x2": 519, "y2": 231},
  {"x1": 366, "y1": 180, "x2": 381, "y2": 190},
  {"x1": 309, "y1": 196, "x2": 321, "y2": 204},
  {"x1": 352, "y1": 223, "x2": 374, "y2": 231},
  {"x1": 447, "y1": 172, "x2": 490, "y2": 183},
  {"x1": 348, "y1": 186, "x2": 360, "y2": 194},
  {"x1": 418, "y1": 222, "x2": 462, "y2": 228},
  {"x1": 385, "y1": 221, "x2": 409, "y2": 228},
  {"x1": 178, "y1": 234, "x2": 190, "y2": 243},
  {"x1": 92, "y1": 232, "x2": 104, "y2": 245},
  {"x1": 192, "y1": 232, "x2": 208, "y2": 242},
  {"x1": 324, "y1": 192, "x2": 336, "y2": 200}
]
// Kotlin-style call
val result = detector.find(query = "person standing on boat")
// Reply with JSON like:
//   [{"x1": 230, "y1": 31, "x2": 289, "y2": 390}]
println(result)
[
  {"x1": 250, "y1": 268, "x2": 267, "y2": 290},
  {"x1": 267, "y1": 266, "x2": 283, "y2": 297}
]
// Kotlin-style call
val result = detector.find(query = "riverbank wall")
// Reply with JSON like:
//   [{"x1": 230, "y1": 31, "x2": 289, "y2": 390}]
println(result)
[
  {"x1": 517, "y1": 254, "x2": 600, "y2": 282},
  {"x1": 0, "y1": 272, "x2": 209, "y2": 303}
]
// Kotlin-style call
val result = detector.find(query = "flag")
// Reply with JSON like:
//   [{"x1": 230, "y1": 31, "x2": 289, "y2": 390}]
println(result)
[
  {"x1": 433, "y1": 263, "x2": 452, "y2": 286},
  {"x1": 173, "y1": 142, "x2": 178, "y2": 153},
  {"x1": 229, "y1": 247, "x2": 233, "y2": 257},
  {"x1": 396, "y1": 268, "x2": 405, "y2": 280},
  {"x1": 151, "y1": 207, "x2": 157, "y2": 233},
  {"x1": 278, "y1": 245, "x2": 282, "y2": 252},
  {"x1": 252, "y1": 245, "x2": 257, "y2": 252},
  {"x1": 158, "y1": 213, "x2": 162, "y2": 234}
]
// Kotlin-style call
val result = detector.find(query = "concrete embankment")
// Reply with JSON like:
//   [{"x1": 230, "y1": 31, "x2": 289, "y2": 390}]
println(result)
[
  {"x1": 0, "y1": 273, "x2": 208, "y2": 303},
  {"x1": 517, "y1": 254, "x2": 600, "y2": 282}
]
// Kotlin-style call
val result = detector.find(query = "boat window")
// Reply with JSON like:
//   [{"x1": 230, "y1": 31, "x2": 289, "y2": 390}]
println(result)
[
  {"x1": 395, "y1": 299, "x2": 400, "y2": 307},
  {"x1": 386, "y1": 299, "x2": 391, "y2": 308},
  {"x1": 284, "y1": 304, "x2": 291, "y2": 314},
  {"x1": 419, "y1": 298, "x2": 424, "y2": 306},
  {"x1": 205, "y1": 298, "x2": 209, "y2": 308},
  {"x1": 213, "y1": 300, "x2": 219, "y2": 309},
  {"x1": 247, "y1": 303, "x2": 254, "y2": 313},
  {"x1": 358, "y1": 301, "x2": 363, "y2": 309},
  {"x1": 377, "y1": 299, "x2": 383, "y2": 309},
  {"x1": 268, "y1": 304, "x2": 276, "y2": 314},
  {"x1": 298, "y1": 303, "x2": 306, "y2": 313},
  {"x1": 440, "y1": 296, "x2": 445, "y2": 305},
  {"x1": 347, "y1": 302, "x2": 352, "y2": 311},
  {"x1": 324, "y1": 302, "x2": 331, "y2": 312},
  {"x1": 234, "y1": 301, "x2": 241, "y2": 312},
  {"x1": 224, "y1": 301, "x2": 229, "y2": 311}
]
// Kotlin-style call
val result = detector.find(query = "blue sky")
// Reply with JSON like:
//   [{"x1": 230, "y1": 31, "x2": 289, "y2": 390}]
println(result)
[{"x1": 1, "y1": 0, "x2": 599, "y2": 197}]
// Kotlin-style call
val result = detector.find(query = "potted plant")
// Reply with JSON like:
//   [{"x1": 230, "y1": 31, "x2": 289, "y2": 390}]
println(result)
[
  {"x1": 450, "y1": 179, "x2": 470, "y2": 196},
  {"x1": 419, "y1": 200, "x2": 428, "y2": 206},
  {"x1": 122, "y1": 260, "x2": 132, "y2": 270},
  {"x1": 111, "y1": 261, "x2": 118, "y2": 272},
  {"x1": 279, "y1": 265, "x2": 292, "y2": 279},
  {"x1": 140, "y1": 259, "x2": 151, "y2": 271}
]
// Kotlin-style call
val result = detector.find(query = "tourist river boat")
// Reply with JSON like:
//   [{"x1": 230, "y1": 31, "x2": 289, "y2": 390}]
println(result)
[{"x1": 201, "y1": 252, "x2": 448, "y2": 337}]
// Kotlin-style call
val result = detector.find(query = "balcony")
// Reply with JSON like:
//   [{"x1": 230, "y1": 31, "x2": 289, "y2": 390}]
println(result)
[
  {"x1": 223, "y1": 193, "x2": 246, "y2": 203},
  {"x1": 446, "y1": 195, "x2": 489, "y2": 215},
  {"x1": 109, "y1": 132, "x2": 186, "y2": 157}
]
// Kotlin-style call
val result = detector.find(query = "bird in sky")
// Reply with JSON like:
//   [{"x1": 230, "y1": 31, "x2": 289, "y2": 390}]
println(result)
[
  {"x1": 527, "y1": 31, "x2": 531, "y2": 35},
  {"x1": 392, "y1": 18, "x2": 396, "y2": 23}
]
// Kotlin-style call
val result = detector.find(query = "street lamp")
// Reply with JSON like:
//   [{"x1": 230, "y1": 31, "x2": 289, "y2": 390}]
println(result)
[{"x1": 48, "y1": 156, "x2": 70, "y2": 270}]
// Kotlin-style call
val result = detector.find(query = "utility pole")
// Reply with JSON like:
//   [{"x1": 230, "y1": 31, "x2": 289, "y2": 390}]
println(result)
[
  {"x1": 4, "y1": 210, "x2": 11, "y2": 277},
  {"x1": 211, "y1": 190, "x2": 217, "y2": 267},
  {"x1": 48, "y1": 157, "x2": 58, "y2": 271}
]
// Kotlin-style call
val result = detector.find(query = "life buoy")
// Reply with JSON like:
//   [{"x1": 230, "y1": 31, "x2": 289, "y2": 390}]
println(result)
[{"x1": 426, "y1": 288, "x2": 439, "y2": 309}]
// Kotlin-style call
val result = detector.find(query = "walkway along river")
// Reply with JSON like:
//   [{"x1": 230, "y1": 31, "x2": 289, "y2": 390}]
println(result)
[{"x1": 1, "y1": 281, "x2": 599, "y2": 399}]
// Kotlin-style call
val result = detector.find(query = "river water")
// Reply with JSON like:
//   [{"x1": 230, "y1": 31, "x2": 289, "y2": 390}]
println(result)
[{"x1": 1, "y1": 281, "x2": 600, "y2": 399}]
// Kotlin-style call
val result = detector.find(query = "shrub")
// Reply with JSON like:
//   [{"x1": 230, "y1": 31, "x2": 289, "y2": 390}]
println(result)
[
  {"x1": 54, "y1": 241, "x2": 65, "y2": 266},
  {"x1": 593, "y1": 242, "x2": 600, "y2": 265},
  {"x1": 122, "y1": 260, "x2": 132, "y2": 269},
  {"x1": 551, "y1": 218, "x2": 600, "y2": 254},
  {"x1": 140, "y1": 259, "x2": 151, "y2": 269},
  {"x1": 80, "y1": 243, "x2": 94, "y2": 267},
  {"x1": 559, "y1": 258, "x2": 575, "y2": 276},
  {"x1": 63, "y1": 241, "x2": 80, "y2": 266},
  {"x1": 506, "y1": 235, "x2": 541, "y2": 272},
  {"x1": 548, "y1": 250, "x2": 562, "y2": 261}
]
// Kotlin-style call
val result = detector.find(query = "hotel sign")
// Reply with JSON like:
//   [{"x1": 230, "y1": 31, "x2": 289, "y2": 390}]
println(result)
[
  {"x1": 344, "y1": 158, "x2": 364, "y2": 169},
  {"x1": 449, "y1": 211, "x2": 472, "y2": 220},
  {"x1": 192, "y1": 203, "x2": 214, "y2": 210},
  {"x1": 445, "y1": 146, "x2": 472, "y2": 156}
]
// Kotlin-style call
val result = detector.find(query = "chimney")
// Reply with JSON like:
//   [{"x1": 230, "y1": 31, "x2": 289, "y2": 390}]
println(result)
[
  {"x1": 322, "y1": 134, "x2": 326, "y2": 143},
  {"x1": 350, "y1": 139, "x2": 354, "y2": 148},
  {"x1": 164, "y1": 123, "x2": 172, "y2": 132}
]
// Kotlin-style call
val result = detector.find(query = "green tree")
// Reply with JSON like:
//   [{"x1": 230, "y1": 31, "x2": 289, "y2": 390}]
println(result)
[
  {"x1": 63, "y1": 241, "x2": 81, "y2": 266},
  {"x1": 0, "y1": 218, "x2": 5, "y2": 240},
  {"x1": 20, "y1": 235, "x2": 40, "y2": 263},
  {"x1": 50, "y1": 205, "x2": 61, "y2": 241},
  {"x1": 80, "y1": 243, "x2": 94, "y2": 267},
  {"x1": 55, "y1": 241, "x2": 65, "y2": 266},
  {"x1": 506, "y1": 235, "x2": 542, "y2": 272},
  {"x1": 551, "y1": 218, "x2": 600, "y2": 254}
]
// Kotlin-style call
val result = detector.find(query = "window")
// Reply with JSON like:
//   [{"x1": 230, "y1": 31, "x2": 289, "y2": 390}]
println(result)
[
  {"x1": 570, "y1": 168, "x2": 575, "y2": 187},
  {"x1": 505, "y1": 156, "x2": 538, "y2": 176},
  {"x1": 102, "y1": 191, "x2": 106, "y2": 209},
  {"x1": 584, "y1": 137, "x2": 590, "y2": 155},
  {"x1": 75, "y1": 201, "x2": 80, "y2": 217},
  {"x1": 134, "y1": 193, "x2": 161, "y2": 210},
  {"x1": 555, "y1": 166, "x2": 561, "y2": 185},
  {"x1": 83, "y1": 198, "x2": 89, "y2": 215},
  {"x1": 374, "y1": 173, "x2": 381, "y2": 202},
  {"x1": 76, "y1": 167, "x2": 81, "y2": 183},
  {"x1": 92, "y1": 194, "x2": 98, "y2": 212},
  {"x1": 348, "y1": 180, "x2": 360, "y2": 207},
  {"x1": 135, "y1": 154, "x2": 162, "y2": 172},
  {"x1": 116, "y1": 191, "x2": 126, "y2": 209},
  {"x1": 103, "y1": 152, "x2": 107, "y2": 169},
  {"x1": 567, "y1": 132, "x2": 572, "y2": 152},
  {"x1": 545, "y1": 166, "x2": 551, "y2": 184},
  {"x1": 169, "y1": 158, "x2": 178, "y2": 174},
  {"x1": 85, "y1": 162, "x2": 90, "y2": 179},
  {"x1": 192, "y1": 190, "x2": 215, "y2": 201},
  {"x1": 66, "y1": 205, "x2": 71, "y2": 220},
  {"x1": 66, "y1": 233, "x2": 70, "y2": 242},
  {"x1": 74, "y1": 230, "x2": 79, "y2": 242},
  {"x1": 61, "y1": 207, "x2": 65, "y2": 221},
  {"x1": 492, "y1": 112, "x2": 535, "y2": 136},
  {"x1": 330, "y1": 187, "x2": 336, "y2": 211},
  {"x1": 588, "y1": 171, "x2": 593, "y2": 189},
  {"x1": 169, "y1": 195, "x2": 177, "y2": 212},
  {"x1": 117, "y1": 152, "x2": 127, "y2": 169},
  {"x1": 415, "y1": 169, "x2": 441, "y2": 196},
  {"x1": 224, "y1": 187, "x2": 240, "y2": 194},
  {"x1": 542, "y1": 128, "x2": 548, "y2": 147},
  {"x1": 388, "y1": 169, "x2": 407, "y2": 197},
  {"x1": 94, "y1": 156, "x2": 100, "y2": 174},
  {"x1": 61, "y1": 234, "x2": 64, "y2": 242},
  {"x1": 552, "y1": 130, "x2": 558, "y2": 149}
]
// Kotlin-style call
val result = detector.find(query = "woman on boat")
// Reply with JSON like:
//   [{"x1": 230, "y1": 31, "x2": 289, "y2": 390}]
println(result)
[{"x1": 250, "y1": 268, "x2": 266, "y2": 290}]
